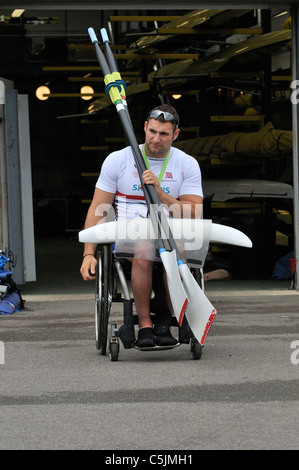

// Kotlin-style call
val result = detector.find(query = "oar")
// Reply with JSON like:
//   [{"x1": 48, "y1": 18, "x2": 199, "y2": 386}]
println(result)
[
  {"x1": 99, "y1": 28, "x2": 181, "y2": 299},
  {"x1": 88, "y1": 27, "x2": 189, "y2": 326}
]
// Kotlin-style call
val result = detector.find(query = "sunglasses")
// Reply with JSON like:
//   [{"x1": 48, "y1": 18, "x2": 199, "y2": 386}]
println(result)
[{"x1": 147, "y1": 110, "x2": 178, "y2": 126}]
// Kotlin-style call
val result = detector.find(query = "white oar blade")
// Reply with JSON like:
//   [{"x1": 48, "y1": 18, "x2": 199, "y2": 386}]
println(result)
[
  {"x1": 160, "y1": 250, "x2": 188, "y2": 325},
  {"x1": 179, "y1": 264, "x2": 216, "y2": 346}
]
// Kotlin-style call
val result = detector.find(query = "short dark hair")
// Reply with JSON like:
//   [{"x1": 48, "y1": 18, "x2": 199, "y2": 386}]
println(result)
[{"x1": 147, "y1": 104, "x2": 180, "y2": 128}]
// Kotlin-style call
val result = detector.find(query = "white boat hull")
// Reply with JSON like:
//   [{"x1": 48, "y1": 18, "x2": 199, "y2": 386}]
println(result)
[
  {"x1": 79, "y1": 219, "x2": 251, "y2": 346},
  {"x1": 79, "y1": 218, "x2": 252, "y2": 249}
]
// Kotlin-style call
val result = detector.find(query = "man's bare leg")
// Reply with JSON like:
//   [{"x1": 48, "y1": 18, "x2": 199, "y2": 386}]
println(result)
[
  {"x1": 162, "y1": 268, "x2": 174, "y2": 317},
  {"x1": 131, "y1": 258, "x2": 153, "y2": 329}
]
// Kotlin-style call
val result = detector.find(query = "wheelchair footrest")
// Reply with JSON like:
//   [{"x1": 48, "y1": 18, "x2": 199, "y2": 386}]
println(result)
[
  {"x1": 117, "y1": 324, "x2": 136, "y2": 349},
  {"x1": 135, "y1": 343, "x2": 181, "y2": 352}
]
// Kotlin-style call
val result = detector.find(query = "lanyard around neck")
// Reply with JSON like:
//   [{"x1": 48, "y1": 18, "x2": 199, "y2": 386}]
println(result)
[{"x1": 142, "y1": 145, "x2": 170, "y2": 184}]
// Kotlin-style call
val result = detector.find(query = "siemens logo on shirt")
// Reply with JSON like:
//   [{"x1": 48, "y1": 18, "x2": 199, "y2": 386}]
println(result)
[{"x1": 132, "y1": 184, "x2": 170, "y2": 193}]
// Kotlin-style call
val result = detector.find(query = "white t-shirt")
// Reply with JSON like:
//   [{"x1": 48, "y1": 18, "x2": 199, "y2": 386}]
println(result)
[{"x1": 96, "y1": 145, "x2": 203, "y2": 218}]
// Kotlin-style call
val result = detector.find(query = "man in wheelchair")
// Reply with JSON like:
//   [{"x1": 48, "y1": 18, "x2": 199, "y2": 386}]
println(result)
[{"x1": 80, "y1": 104, "x2": 203, "y2": 348}]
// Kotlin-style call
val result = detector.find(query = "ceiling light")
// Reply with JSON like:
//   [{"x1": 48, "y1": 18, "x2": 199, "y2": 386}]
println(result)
[
  {"x1": 11, "y1": 9, "x2": 25, "y2": 18},
  {"x1": 172, "y1": 94, "x2": 182, "y2": 100},
  {"x1": 80, "y1": 85, "x2": 94, "y2": 100},
  {"x1": 36, "y1": 85, "x2": 50, "y2": 101},
  {"x1": 273, "y1": 11, "x2": 288, "y2": 18}
]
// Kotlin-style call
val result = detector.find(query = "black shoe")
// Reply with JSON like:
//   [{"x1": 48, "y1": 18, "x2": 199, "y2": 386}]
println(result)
[
  {"x1": 154, "y1": 325, "x2": 178, "y2": 346},
  {"x1": 135, "y1": 327, "x2": 156, "y2": 348}
]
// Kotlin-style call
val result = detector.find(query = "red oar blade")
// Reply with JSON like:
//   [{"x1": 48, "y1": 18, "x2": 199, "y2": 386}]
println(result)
[{"x1": 179, "y1": 264, "x2": 216, "y2": 346}]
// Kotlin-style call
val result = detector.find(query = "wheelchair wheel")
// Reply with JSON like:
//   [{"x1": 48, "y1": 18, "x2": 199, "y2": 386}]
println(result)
[
  {"x1": 109, "y1": 341, "x2": 119, "y2": 362},
  {"x1": 191, "y1": 338, "x2": 202, "y2": 360},
  {"x1": 95, "y1": 244, "x2": 113, "y2": 355}
]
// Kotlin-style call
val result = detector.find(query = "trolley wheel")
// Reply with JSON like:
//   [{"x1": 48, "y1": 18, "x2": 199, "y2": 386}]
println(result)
[
  {"x1": 191, "y1": 338, "x2": 202, "y2": 360},
  {"x1": 95, "y1": 244, "x2": 113, "y2": 355},
  {"x1": 109, "y1": 341, "x2": 119, "y2": 362}
]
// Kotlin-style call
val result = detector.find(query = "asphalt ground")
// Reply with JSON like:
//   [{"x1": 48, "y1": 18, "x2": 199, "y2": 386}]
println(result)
[{"x1": 0, "y1": 237, "x2": 298, "y2": 451}]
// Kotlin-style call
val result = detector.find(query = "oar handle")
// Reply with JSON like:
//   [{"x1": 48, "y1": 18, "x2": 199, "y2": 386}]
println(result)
[
  {"x1": 100, "y1": 28, "x2": 128, "y2": 103},
  {"x1": 88, "y1": 27, "x2": 98, "y2": 44},
  {"x1": 100, "y1": 28, "x2": 118, "y2": 72},
  {"x1": 88, "y1": 28, "x2": 123, "y2": 106},
  {"x1": 100, "y1": 28, "x2": 110, "y2": 44},
  {"x1": 88, "y1": 28, "x2": 110, "y2": 77}
]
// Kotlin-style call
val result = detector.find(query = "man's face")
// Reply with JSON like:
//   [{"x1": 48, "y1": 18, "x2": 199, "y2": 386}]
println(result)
[{"x1": 144, "y1": 118, "x2": 180, "y2": 158}]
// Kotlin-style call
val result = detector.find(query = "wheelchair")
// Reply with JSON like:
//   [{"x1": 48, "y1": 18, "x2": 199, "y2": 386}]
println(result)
[{"x1": 94, "y1": 243, "x2": 204, "y2": 361}]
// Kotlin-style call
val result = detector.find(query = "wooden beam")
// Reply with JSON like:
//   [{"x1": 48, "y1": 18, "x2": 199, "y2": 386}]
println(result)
[
  {"x1": 68, "y1": 73, "x2": 141, "y2": 82},
  {"x1": 68, "y1": 76, "x2": 105, "y2": 82},
  {"x1": 43, "y1": 93, "x2": 105, "y2": 98},
  {"x1": 43, "y1": 66, "x2": 101, "y2": 71},
  {"x1": 68, "y1": 44, "x2": 126, "y2": 50},
  {"x1": 43, "y1": 53, "x2": 198, "y2": 69},
  {"x1": 109, "y1": 15, "x2": 179, "y2": 22},
  {"x1": 271, "y1": 75, "x2": 292, "y2": 81},
  {"x1": 157, "y1": 27, "x2": 263, "y2": 35},
  {"x1": 115, "y1": 53, "x2": 198, "y2": 59},
  {"x1": 210, "y1": 72, "x2": 263, "y2": 79}
]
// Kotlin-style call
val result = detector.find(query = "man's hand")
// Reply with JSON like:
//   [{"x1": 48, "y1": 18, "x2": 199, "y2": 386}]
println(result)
[
  {"x1": 142, "y1": 169, "x2": 203, "y2": 218},
  {"x1": 142, "y1": 170, "x2": 161, "y2": 193},
  {"x1": 80, "y1": 254, "x2": 97, "y2": 281}
]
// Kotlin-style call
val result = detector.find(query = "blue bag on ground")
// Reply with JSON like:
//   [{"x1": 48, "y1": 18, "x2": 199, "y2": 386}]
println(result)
[
  {"x1": 0, "y1": 254, "x2": 24, "y2": 315},
  {"x1": 0, "y1": 291, "x2": 22, "y2": 315},
  {"x1": 272, "y1": 251, "x2": 294, "y2": 280}
]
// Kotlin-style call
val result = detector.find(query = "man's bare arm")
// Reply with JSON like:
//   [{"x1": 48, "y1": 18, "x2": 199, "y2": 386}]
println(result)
[{"x1": 80, "y1": 188, "x2": 115, "y2": 280}]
